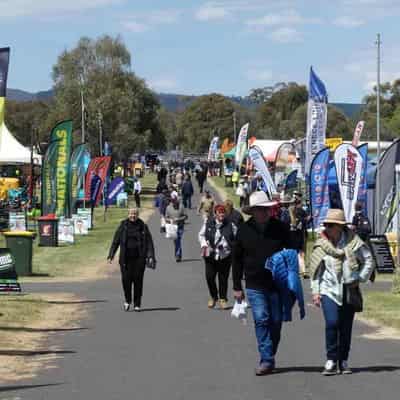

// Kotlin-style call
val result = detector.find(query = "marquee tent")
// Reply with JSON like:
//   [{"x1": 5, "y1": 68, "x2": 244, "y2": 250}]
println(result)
[{"x1": 0, "y1": 123, "x2": 41, "y2": 164}]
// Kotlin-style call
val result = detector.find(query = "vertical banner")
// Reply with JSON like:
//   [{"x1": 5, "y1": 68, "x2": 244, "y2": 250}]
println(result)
[
  {"x1": 207, "y1": 136, "x2": 219, "y2": 162},
  {"x1": 234, "y1": 123, "x2": 249, "y2": 168},
  {"x1": 274, "y1": 142, "x2": 296, "y2": 185},
  {"x1": 84, "y1": 156, "x2": 112, "y2": 206},
  {"x1": 305, "y1": 67, "x2": 328, "y2": 176},
  {"x1": 352, "y1": 121, "x2": 365, "y2": 147},
  {"x1": 70, "y1": 144, "x2": 91, "y2": 212},
  {"x1": 248, "y1": 145, "x2": 276, "y2": 199},
  {"x1": 105, "y1": 177, "x2": 125, "y2": 206},
  {"x1": 0, "y1": 47, "x2": 10, "y2": 126},
  {"x1": 50, "y1": 120, "x2": 73, "y2": 217},
  {"x1": 41, "y1": 141, "x2": 58, "y2": 215},
  {"x1": 309, "y1": 148, "x2": 330, "y2": 229},
  {"x1": 374, "y1": 139, "x2": 400, "y2": 234},
  {"x1": 334, "y1": 144, "x2": 363, "y2": 223},
  {"x1": 357, "y1": 143, "x2": 368, "y2": 216}
]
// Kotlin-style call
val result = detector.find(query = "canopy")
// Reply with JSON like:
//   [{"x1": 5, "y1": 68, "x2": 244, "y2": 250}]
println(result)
[
  {"x1": 0, "y1": 123, "x2": 41, "y2": 164},
  {"x1": 250, "y1": 139, "x2": 295, "y2": 162}
]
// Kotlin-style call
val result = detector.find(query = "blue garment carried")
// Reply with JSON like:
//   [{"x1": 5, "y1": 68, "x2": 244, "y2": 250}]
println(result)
[{"x1": 265, "y1": 249, "x2": 305, "y2": 322}]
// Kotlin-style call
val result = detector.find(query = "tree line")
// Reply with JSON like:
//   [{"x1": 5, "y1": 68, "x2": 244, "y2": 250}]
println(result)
[{"x1": 4, "y1": 35, "x2": 400, "y2": 157}]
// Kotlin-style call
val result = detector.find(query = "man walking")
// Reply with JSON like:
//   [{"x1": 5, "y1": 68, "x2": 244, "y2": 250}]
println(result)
[
  {"x1": 181, "y1": 175, "x2": 194, "y2": 209},
  {"x1": 134, "y1": 177, "x2": 142, "y2": 208},
  {"x1": 232, "y1": 191, "x2": 294, "y2": 375}
]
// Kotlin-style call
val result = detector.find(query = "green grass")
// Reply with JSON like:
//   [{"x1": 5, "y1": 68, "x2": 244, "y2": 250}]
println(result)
[
  {"x1": 363, "y1": 291, "x2": 400, "y2": 331},
  {"x1": 2, "y1": 173, "x2": 157, "y2": 279}
]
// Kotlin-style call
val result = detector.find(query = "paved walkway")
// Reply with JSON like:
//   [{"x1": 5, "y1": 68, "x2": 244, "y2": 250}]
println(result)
[{"x1": 3, "y1": 184, "x2": 400, "y2": 399}]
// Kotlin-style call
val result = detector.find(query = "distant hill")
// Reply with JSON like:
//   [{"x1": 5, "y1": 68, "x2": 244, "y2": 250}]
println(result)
[{"x1": 6, "y1": 88, "x2": 363, "y2": 118}]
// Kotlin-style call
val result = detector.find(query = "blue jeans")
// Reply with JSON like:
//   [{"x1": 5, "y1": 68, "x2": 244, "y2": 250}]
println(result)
[
  {"x1": 321, "y1": 291, "x2": 355, "y2": 362},
  {"x1": 182, "y1": 195, "x2": 192, "y2": 209},
  {"x1": 174, "y1": 226, "x2": 184, "y2": 258},
  {"x1": 246, "y1": 288, "x2": 282, "y2": 366}
]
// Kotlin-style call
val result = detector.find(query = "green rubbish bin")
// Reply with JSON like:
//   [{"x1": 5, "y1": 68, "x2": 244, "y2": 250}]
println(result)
[{"x1": 3, "y1": 231, "x2": 36, "y2": 276}]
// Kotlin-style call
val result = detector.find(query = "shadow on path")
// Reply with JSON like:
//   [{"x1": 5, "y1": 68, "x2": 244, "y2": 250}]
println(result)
[
  {"x1": 274, "y1": 365, "x2": 400, "y2": 374},
  {"x1": 137, "y1": 307, "x2": 181, "y2": 312},
  {"x1": 181, "y1": 258, "x2": 202, "y2": 263},
  {"x1": 0, "y1": 349, "x2": 76, "y2": 356},
  {"x1": 0, "y1": 383, "x2": 64, "y2": 393},
  {"x1": 46, "y1": 300, "x2": 108, "y2": 305},
  {"x1": 0, "y1": 326, "x2": 89, "y2": 333}
]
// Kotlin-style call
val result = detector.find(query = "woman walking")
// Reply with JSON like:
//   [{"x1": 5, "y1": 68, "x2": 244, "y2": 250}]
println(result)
[
  {"x1": 310, "y1": 209, "x2": 374, "y2": 375},
  {"x1": 198, "y1": 204, "x2": 237, "y2": 309},
  {"x1": 107, "y1": 208, "x2": 156, "y2": 312}
]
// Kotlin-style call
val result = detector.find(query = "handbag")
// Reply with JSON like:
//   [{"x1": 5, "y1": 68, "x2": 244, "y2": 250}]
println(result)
[
  {"x1": 165, "y1": 223, "x2": 178, "y2": 240},
  {"x1": 346, "y1": 285, "x2": 363, "y2": 312}
]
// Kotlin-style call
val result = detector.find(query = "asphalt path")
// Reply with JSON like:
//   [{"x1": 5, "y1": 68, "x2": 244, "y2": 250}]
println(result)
[{"x1": 3, "y1": 184, "x2": 400, "y2": 399}]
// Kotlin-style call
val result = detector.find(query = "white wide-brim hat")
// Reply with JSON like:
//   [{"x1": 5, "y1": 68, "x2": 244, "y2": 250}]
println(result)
[{"x1": 242, "y1": 191, "x2": 278, "y2": 215}]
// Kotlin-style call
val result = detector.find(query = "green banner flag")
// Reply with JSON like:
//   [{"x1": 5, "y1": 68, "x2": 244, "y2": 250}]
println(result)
[
  {"x1": 50, "y1": 120, "x2": 73, "y2": 217},
  {"x1": 41, "y1": 141, "x2": 58, "y2": 215}
]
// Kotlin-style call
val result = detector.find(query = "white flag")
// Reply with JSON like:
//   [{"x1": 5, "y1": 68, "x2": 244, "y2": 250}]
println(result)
[
  {"x1": 248, "y1": 146, "x2": 276, "y2": 198},
  {"x1": 234, "y1": 123, "x2": 249, "y2": 167},
  {"x1": 352, "y1": 121, "x2": 365, "y2": 147},
  {"x1": 334, "y1": 143, "x2": 363, "y2": 223}
]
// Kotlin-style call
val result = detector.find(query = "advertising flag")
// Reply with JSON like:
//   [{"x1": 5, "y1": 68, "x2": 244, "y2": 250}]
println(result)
[
  {"x1": 374, "y1": 139, "x2": 400, "y2": 234},
  {"x1": 85, "y1": 156, "x2": 111, "y2": 206},
  {"x1": 234, "y1": 123, "x2": 249, "y2": 167},
  {"x1": 274, "y1": 142, "x2": 296, "y2": 185},
  {"x1": 70, "y1": 144, "x2": 90, "y2": 212},
  {"x1": 248, "y1": 145, "x2": 276, "y2": 198},
  {"x1": 41, "y1": 141, "x2": 58, "y2": 215},
  {"x1": 305, "y1": 67, "x2": 328, "y2": 175},
  {"x1": 357, "y1": 143, "x2": 368, "y2": 215},
  {"x1": 309, "y1": 148, "x2": 330, "y2": 229},
  {"x1": 105, "y1": 177, "x2": 125, "y2": 206},
  {"x1": 50, "y1": 120, "x2": 73, "y2": 217},
  {"x1": 207, "y1": 136, "x2": 219, "y2": 162},
  {"x1": 352, "y1": 121, "x2": 365, "y2": 147},
  {"x1": 0, "y1": 47, "x2": 10, "y2": 124},
  {"x1": 334, "y1": 144, "x2": 363, "y2": 223}
]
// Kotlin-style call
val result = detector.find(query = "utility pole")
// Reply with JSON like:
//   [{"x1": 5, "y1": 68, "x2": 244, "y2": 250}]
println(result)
[
  {"x1": 233, "y1": 111, "x2": 237, "y2": 144},
  {"x1": 376, "y1": 33, "x2": 381, "y2": 234}
]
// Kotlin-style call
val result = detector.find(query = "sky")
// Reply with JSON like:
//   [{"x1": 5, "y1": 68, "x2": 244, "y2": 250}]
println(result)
[{"x1": 1, "y1": 0, "x2": 400, "y2": 103}]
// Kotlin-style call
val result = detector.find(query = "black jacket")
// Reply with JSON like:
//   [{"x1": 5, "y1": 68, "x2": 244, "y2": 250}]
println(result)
[
  {"x1": 232, "y1": 217, "x2": 294, "y2": 291},
  {"x1": 225, "y1": 208, "x2": 244, "y2": 227},
  {"x1": 205, "y1": 218, "x2": 236, "y2": 252},
  {"x1": 108, "y1": 218, "x2": 155, "y2": 267}
]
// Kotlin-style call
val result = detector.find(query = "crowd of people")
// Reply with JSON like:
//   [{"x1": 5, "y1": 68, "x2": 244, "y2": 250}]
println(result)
[{"x1": 107, "y1": 158, "x2": 376, "y2": 378}]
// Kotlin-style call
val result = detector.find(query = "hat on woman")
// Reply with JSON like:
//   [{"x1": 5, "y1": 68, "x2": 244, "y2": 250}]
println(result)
[
  {"x1": 323, "y1": 209, "x2": 347, "y2": 225},
  {"x1": 242, "y1": 191, "x2": 278, "y2": 215}
]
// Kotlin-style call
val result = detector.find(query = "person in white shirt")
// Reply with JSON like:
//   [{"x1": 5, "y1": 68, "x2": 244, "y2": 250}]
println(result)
[{"x1": 133, "y1": 178, "x2": 142, "y2": 208}]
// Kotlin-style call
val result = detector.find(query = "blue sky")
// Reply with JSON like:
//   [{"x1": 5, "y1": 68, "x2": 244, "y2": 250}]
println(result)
[{"x1": 2, "y1": 0, "x2": 400, "y2": 103}]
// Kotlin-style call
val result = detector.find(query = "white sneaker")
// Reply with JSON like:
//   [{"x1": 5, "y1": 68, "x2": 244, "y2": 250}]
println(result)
[
  {"x1": 123, "y1": 302, "x2": 130, "y2": 312},
  {"x1": 322, "y1": 360, "x2": 337, "y2": 376}
]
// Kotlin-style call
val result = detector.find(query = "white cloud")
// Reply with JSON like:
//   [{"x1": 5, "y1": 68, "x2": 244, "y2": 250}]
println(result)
[
  {"x1": 195, "y1": 2, "x2": 230, "y2": 21},
  {"x1": 245, "y1": 69, "x2": 273, "y2": 82},
  {"x1": 333, "y1": 16, "x2": 365, "y2": 28},
  {"x1": 148, "y1": 77, "x2": 179, "y2": 92},
  {"x1": 122, "y1": 10, "x2": 181, "y2": 33},
  {"x1": 269, "y1": 27, "x2": 302, "y2": 43},
  {"x1": 0, "y1": 0, "x2": 123, "y2": 18}
]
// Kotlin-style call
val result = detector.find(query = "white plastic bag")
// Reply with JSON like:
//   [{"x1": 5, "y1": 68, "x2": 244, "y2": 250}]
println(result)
[
  {"x1": 235, "y1": 185, "x2": 244, "y2": 197},
  {"x1": 231, "y1": 300, "x2": 248, "y2": 324},
  {"x1": 165, "y1": 223, "x2": 178, "y2": 240}
]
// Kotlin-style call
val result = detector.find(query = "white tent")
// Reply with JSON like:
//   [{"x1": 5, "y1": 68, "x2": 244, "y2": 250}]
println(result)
[{"x1": 0, "y1": 123, "x2": 41, "y2": 164}]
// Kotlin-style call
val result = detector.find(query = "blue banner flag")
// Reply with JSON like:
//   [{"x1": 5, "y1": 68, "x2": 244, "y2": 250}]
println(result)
[
  {"x1": 90, "y1": 175, "x2": 102, "y2": 205},
  {"x1": 309, "y1": 148, "x2": 330, "y2": 229},
  {"x1": 105, "y1": 177, "x2": 125, "y2": 206},
  {"x1": 357, "y1": 143, "x2": 368, "y2": 216}
]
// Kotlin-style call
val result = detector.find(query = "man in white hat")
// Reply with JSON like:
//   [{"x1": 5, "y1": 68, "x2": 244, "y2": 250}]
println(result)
[{"x1": 232, "y1": 191, "x2": 295, "y2": 376}]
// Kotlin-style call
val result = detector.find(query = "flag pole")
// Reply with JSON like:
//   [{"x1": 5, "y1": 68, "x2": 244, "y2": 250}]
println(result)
[{"x1": 375, "y1": 33, "x2": 381, "y2": 234}]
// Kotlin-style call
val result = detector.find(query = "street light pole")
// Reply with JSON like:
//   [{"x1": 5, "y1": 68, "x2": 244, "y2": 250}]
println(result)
[{"x1": 376, "y1": 33, "x2": 381, "y2": 234}]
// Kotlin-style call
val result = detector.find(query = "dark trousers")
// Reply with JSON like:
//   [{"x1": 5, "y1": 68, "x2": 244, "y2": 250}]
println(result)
[
  {"x1": 198, "y1": 180, "x2": 205, "y2": 193},
  {"x1": 204, "y1": 256, "x2": 231, "y2": 300},
  {"x1": 182, "y1": 195, "x2": 192, "y2": 209},
  {"x1": 134, "y1": 192, "x2": 141, "y2": 208},
  {"x1": 321, "y1": 291, "x2": 355, "y2": 362},
  {"x1": 120, "y1": 259, "x2": 145, "y2": 306}
]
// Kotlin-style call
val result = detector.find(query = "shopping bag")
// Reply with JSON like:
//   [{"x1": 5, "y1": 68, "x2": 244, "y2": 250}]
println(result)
[{"x1": 165, "y1": 223, "x2": 178, "y2": 240}]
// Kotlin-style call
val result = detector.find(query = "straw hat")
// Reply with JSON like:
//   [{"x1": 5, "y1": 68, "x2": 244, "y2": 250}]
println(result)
[
  {"x1": 323, "y1": 209, "x2": 347, "y2": 225},
  {"x1": 242, "y1": 191, "x2": 278, "y2": 215}
]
